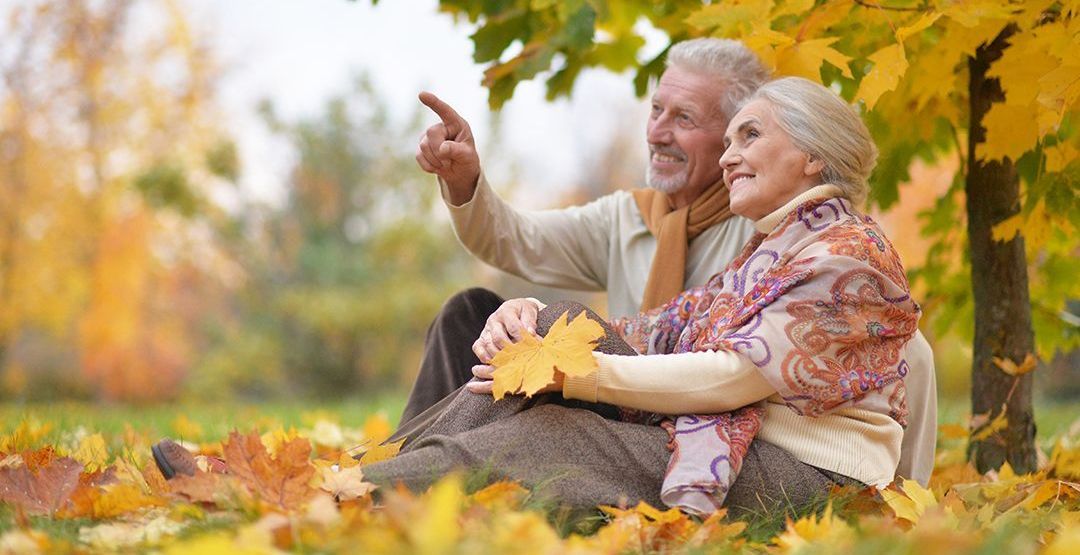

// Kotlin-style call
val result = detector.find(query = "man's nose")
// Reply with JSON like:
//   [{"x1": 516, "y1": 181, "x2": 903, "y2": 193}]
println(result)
[{"x1": 646, "y1": 116, "x2": 672, "y2": 144}]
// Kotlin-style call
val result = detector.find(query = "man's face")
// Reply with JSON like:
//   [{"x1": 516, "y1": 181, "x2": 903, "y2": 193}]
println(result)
[{"x1": 645, "y1": 66, "x2": 729, "y2": 208}]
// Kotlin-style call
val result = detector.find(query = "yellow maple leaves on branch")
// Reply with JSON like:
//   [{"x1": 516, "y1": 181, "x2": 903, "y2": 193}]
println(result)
[{"x1": 488, "y1": 312, "x2": 605, "y2": 400}]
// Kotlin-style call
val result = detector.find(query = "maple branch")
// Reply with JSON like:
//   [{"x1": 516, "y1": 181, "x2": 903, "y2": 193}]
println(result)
[{"x1": 852, "y1": 0, "x2": 924, "y2": 12}]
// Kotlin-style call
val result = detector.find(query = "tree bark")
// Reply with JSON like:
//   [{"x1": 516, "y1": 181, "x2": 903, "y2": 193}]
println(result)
[{"x1": 965, "y1": 26, "x2": 1037, "y2": 474}]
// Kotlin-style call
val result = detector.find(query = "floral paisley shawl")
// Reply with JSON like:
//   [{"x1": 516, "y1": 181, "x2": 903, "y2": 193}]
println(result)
[{"x1": 611, "y1": 196, "x2": 920, "y2": 516}]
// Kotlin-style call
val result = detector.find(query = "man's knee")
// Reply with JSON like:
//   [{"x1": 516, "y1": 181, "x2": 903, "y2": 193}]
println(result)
[
  {"x1": 441, "y1": 287, "x2": 503, "y2": 317},
  {"x1": 537, "y1": 301, "x2": 635, "y2": 356},
  {"x1": 537, "y1": 301, "x2": 599, "y2": 335}
]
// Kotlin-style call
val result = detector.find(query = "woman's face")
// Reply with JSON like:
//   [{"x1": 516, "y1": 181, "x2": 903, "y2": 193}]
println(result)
[{"x1": 719, "y1": 99, "x2": 824, "y2": 220}]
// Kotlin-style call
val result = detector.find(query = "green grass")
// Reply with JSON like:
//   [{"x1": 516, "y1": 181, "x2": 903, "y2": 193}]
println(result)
[
  {"x1": 4, "y1": 393, "x2": 1074, "y2": 446},
  {"x1": 0, "y1": 392, "x2": 407, "y2": 444}
]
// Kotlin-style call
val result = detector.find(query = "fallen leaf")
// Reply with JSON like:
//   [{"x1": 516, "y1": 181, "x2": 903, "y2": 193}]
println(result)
[
  {"x1": 168, "y1": 472, "x2": 222, "y2": 504},
  {"x1": 0, "y1": 454, "x2": 23, "y2": 470},
  {"x1": 359, "y1": 439, "x2": 404, "y2": 465},
  {"x1": 0, "y1": 529, "x2": 48, "y2": 553},
  {"x1": 774, "y1": 503, "x2": 853, "y2": 551},
  {"x1": 0, "y1": 457, "x2": 81, "y2": 515},
  {"x1": 63, "y1": 482, "x2": 165, "y2": 519},
  {"x1": 304, "y1": 492, "x2": 341, "y2": 527},
  {"x1": 406, "y1": 474, "x2": 464, "y2": 555},
  {"x1": 1044, "y1": 525, "x2": 1080, "y2": 555},
  {"x1": 489, "y1": 311, "x2": 604, "y2": 399},
  {"x1": 223, "y1": 430, "x2": 315, "y2": 511},
  {"x1": 78, "y1": 509, "x2": 185, "y2": 550},
  {"x1": 485, "y1": 511, "x2": 561, "y2": 554},
  {"x1": 687, "y1": 508, "x2": 747, "y2": 548},
  {"x1": 319, "y1": 463, "x2": 375, "y2": 502},
  {"x1": 881, "y1": 479, "x2": 938, "y2": 524},
  {"x1": 20, "y1": 446, "x2": 58, "y2": 471},
  {"x1": 470, "y1": 481, "x2": 529, "y2": 510},
  {"x1": 72, "y1": 433, "x2": 109, "y2": 473}
]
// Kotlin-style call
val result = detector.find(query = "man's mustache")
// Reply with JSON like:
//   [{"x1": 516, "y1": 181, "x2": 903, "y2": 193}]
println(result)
[{"x1": 649, "y1": 146, "x2": 687, "y2": 161}]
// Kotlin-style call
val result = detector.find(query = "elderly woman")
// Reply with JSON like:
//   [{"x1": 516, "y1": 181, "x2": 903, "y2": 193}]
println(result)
[{"x1": 157, "y1": 77, "x2": 920, "y2": 517}]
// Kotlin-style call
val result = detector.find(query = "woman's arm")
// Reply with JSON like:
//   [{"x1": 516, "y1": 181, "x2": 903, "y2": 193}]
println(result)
[{"x1": 564, "y1": 350, "x2": 775, "y2": 414}]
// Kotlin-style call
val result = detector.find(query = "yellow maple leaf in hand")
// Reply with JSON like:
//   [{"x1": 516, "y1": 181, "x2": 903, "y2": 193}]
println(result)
[{"x1": 489, "y1": 312, "x2": 604, "y2": 400}]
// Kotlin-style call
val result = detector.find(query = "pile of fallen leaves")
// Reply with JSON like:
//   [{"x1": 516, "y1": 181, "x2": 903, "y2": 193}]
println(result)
[{"x1": 1, "y1": 414, "x2": 1079, "y2": 554}]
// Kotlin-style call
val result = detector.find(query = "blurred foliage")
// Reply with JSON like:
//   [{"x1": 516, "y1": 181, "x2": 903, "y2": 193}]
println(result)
[
  {"x1": 0, "y1": 0, "x2": 237, "y2": 401},
  {"x1": 0, "y1": 1, "x2": 472, "y2": 402},
  {"x1": 185, "y1": 76, "x2": 473, "y2": 400}
]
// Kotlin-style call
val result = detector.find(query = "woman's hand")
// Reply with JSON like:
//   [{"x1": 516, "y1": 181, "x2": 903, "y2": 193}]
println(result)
[
  {"x1": 471, "y1": 298, "x2": 546, "y2": 363},
  {"x1": 465, "y1": 364, "x2": 565, "y2": 396}
]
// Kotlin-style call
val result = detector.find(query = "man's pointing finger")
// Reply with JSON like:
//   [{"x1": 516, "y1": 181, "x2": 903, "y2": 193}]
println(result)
[{"x1": 418, "y1": 91, "x2": 465, "y2": 136}]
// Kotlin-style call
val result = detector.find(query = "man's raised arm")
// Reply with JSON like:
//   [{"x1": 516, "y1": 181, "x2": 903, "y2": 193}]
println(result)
[{"x1": 416, "y1": 92, "x2": 481, "y2": 206}]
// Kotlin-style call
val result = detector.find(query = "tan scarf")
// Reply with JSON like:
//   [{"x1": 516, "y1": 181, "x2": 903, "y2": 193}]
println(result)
[{"x1": 632, "y1": 180, "x2": 734, "y2": 311}]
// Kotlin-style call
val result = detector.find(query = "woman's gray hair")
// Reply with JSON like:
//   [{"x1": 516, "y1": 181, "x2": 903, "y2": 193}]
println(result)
[
  {"x1": 667, "y1": 38, "x2": 770, "y2": 122},
  {"x1": 747, "y1": 77, "x2": 877, "y2": 206}
]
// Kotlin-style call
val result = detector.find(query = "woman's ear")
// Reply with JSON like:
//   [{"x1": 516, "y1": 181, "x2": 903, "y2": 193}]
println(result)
[{"x1": 804, "y1": 155, "x2": 826, "y2": 177}]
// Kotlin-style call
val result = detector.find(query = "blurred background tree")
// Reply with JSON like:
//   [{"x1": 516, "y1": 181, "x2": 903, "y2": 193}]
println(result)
[
  {"x1": 186, "y1": 77, "x2": 474, "y2": 401},
  {"x1": 0, "y1": 0, "x2": 237, "y2": 401}
]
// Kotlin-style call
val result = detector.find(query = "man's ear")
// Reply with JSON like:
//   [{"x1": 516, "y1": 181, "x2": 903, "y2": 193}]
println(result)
[{"x1": 804, "y1": 155, "x2": 826, "y2": 177}]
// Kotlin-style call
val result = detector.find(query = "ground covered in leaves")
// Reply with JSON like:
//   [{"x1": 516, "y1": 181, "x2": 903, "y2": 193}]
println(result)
[{"x1": 1, "y1": 403, "x2": 1078, "y2": 554}]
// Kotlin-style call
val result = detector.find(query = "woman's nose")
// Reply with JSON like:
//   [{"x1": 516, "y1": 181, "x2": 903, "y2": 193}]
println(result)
[{"x1": 719, "y1": 147, "x2": 738, "y2": 169}]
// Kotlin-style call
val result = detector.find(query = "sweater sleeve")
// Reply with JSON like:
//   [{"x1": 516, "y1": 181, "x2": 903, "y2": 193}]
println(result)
[
  {"x1": 441, "y1": 174, "x2": 614, "y2": 291},
  {"x1": 562, "y1": 350, "x2": 775, "y2": 414}
]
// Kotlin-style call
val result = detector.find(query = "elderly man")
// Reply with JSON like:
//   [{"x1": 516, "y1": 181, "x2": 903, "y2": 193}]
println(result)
[
  {"x1": 403, "y1": 38, "x2": 761, "y2": 417},
  {"x1": 402, "y1": 38, "x2": 937, "y2": 486}
]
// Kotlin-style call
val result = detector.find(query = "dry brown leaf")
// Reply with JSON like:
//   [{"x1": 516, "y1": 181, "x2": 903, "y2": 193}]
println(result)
[
  {"x1": 489, "y1": 312, "x2": 604, "y2": 400},
  {"x1": 0, "y1": 457, "x2": 82, "y2": 515},
  {"x1": 61, "y1": 482, "x2": 165, "y2": 519},
  {"x1": 223, "y1": 430, "x2": 315, "y2": 511},
  {"x1": 141, "y1": 462, "x2": 171, "y2": 497},
  {"x1": 20, "y1": 446, "x2": 59, "y2": 472},
  {"x1": 169, "y1": 472, "x2": 223, "y2": 504}
]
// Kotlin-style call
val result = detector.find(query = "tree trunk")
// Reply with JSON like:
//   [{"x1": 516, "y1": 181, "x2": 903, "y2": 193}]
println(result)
[{"x1": 965, "y1": 26, "x2": 1037, "y2": 474}]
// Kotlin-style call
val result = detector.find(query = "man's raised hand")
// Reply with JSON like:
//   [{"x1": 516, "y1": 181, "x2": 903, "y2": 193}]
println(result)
[{"x1": 416, "y1": 92, "x2": 481, "y2": 205}]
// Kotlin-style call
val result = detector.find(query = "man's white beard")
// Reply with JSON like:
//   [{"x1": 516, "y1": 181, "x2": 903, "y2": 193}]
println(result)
[{"x1": 646, "y1": 165, "x2": 689, "y2": 195}]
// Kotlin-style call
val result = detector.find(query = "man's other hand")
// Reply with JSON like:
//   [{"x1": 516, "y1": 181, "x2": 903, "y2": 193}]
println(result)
[
  {"x1": 416, "y1": 92, "x2": 481, "y2": 205},
  {"x1": 471, "y1": 298, "x2": 545, "y2": 363}
]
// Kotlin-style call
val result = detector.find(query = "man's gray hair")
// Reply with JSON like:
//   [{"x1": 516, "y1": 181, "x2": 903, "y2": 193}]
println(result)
[
  {"x1": 748, "y1": 77, "x2": 877, "y2": 206},
  {"x1": 666, "y1": 38, "x2": 770, "y2": 121}
]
